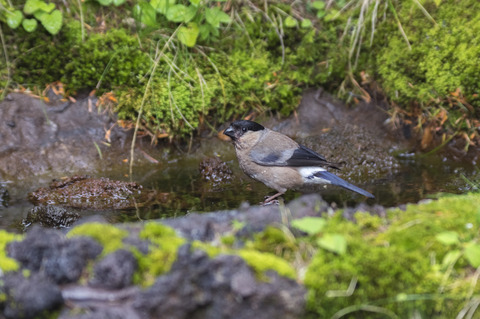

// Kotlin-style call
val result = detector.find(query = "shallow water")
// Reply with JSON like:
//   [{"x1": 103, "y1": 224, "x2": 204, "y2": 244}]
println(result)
[{"x1": 1, "y1": 138, "x2": 479, "y2": 233}]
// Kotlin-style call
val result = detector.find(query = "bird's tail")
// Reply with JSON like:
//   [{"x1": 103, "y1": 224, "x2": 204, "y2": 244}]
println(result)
[{"x1": 314, "y1": 171, "x2": 375, "y2": 199}]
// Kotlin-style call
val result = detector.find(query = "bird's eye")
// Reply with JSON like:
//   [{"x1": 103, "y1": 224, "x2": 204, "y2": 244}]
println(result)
[{"x1": 242, "y1": 127, "x2": 247, "y2": 132}]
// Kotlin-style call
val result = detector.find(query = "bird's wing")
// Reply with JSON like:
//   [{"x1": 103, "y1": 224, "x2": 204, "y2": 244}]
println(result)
[
  {"x1": 284, "y1": 144, "x2": 338, "y2": 168},
  {"x1": 249, "y1": 131, "x2": 338, "y2": 169}
]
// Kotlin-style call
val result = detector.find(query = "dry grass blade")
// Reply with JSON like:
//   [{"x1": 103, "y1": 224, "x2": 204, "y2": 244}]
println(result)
[{"x1": 129, "y1": 27, "x2": 181, "y2": 178}]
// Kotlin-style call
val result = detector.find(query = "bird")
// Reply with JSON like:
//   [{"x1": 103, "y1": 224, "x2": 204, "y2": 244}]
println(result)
[{"x1": 223, "y1": 120, "x2": 374, "y2": 203}]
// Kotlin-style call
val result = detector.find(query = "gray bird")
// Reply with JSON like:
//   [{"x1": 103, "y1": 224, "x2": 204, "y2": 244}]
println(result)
[{"x1": 223, "y1": 120, "x2": 374, "y2": 203}]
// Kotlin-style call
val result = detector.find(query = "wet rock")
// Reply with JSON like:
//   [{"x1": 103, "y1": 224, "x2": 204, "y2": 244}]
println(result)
[
  {"x1": 199, "y1": 157, "x2": 233, "y2": 188},
  {"x1": 28, "y1": 175, "x2": 148, "y2": 210},
  {"x1": 0, "y1": 93, "x2": 128, "y2": 181},
  {"x1": 7, "y1": 225, "x2": 102, "y2": 284},
  {"x1": 163, "y1": 194, "x2": 330, "y2": 241},
  {"x1": 133, "y1": 244, "x2": 306, "y2": 319},
  {"x1": 24, "y1": 205, "x2": 80, "y2": 229},
  {"x1": 3, "y1": 272, "x2": 63, "y2": 319},
  {"x1": 89, "y1": 249, "x2": 137, "y2": 290}
]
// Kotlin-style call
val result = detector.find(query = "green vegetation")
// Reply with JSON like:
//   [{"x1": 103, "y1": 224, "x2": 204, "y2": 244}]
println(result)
[
  {"x1": 238, "y1": 249, "x2": 296, "y2": 280},
  {"x1": 67, "y1": 222, "x2": 127, "y2": 254},
  {"x1": 0, "y1": 230, "x2": 22, "y2": 272},
  {"x1": 374, "y1": 0, "x2": 480, "y2": 147},
  {"x1": 1, "y1": 0, "x2": 479, "y2": 144},
  {"x1": 134, "y1": 221, "x2": 185, "y2": 286},
  {"x1": 301, "y1": 193, "x2": 480, "y2": 317},
  {"x1": 0, "y1": 1, "x2": 348, "y2": 139}
]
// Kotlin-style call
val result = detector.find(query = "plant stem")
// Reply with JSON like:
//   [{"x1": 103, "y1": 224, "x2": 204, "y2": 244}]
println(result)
[{"x1": 129, "y1": 27, "x2": 180, "y2": 179}]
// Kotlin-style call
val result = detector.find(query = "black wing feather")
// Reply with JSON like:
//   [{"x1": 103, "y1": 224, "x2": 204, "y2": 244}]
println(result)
[{"x1": 286, "y1": 145, "x2": 339, "y2": 169}]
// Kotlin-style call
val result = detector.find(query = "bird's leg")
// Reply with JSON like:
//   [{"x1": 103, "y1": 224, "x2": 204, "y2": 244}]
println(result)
[{"x1": 263, "y1": 192, "x2": 284, "y2": 204}]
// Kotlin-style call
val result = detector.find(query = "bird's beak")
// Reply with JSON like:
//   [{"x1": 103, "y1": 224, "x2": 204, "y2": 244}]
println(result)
[{"x1": 223, "y1": 126, "x2": 236, "y2": 140}]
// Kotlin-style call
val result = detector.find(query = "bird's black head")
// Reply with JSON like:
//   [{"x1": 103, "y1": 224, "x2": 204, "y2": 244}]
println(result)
[{"x1": 223, "y1": 120, "x2": 265, "y2": 141}]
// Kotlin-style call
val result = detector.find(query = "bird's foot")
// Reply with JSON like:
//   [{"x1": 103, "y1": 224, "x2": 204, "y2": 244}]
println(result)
[
  {"x1": 261, "y1": 192, "x2": 284, "y2": 206},
  {"x1": 261, "y1": 197, "x2": 280, "y2": 206}
]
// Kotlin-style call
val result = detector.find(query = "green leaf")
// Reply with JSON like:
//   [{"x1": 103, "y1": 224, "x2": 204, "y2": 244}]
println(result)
[
  {"x1": 465, "y1": 244, "x2": 480, "y2": 268},
  {"x1": 205, "y1": 7, "x2": 230, "y2": 28},
  {"x1": 317, "y1": 234, "x2": 347, "y2": 255},
  {"x1": 150, "y1": 0, "x2": 176, "y2": 14},
  {"x1": 184, "y1": 5, "x2": 197, "y2": 23},
  {"x1": 301, "y1": 18, "x2": 312, "y2": 28},
  {"x1": 134, "y1": 2, "x2": 157, "y2": 27},
  {"x1": 199, "y1": 23, "x2": 213, "y2": 40},
  {"x1": 24, "y1": 0, "x2": 41, "y2": 14},
  {"x1": 312, "y1": 1, "x2": 325, "y2": 10},
  {"x1": 113, "y1": 0, "x2": 126, "y2": 5},
  {"x1": 43, "y1": 2, "x2": 55, "y2": 13},
  {"x1": 441, "y1": 250, "x2": 461, "y2": 269},
  {"x1": 97, "y1": 0, "x2": 113, "y2": 5},
  {"x1": 177, "y1": 22, "x2": 199, "y2": 47},
  {"x1": 6, "y1": 10, "x2": 23, "y2": 29},
  {"x1": 166, "y1": 4, "x2": 187, "y2": 23},
  {"x1": 24, "y1": 0, "x2": 54, "y2": 14},
  {"x1": 22, "y1": 18, "x2": 38, "y2": 32},
  {"x1": 435, "y1": 231, "x2": 460, "y2": 245},
  {"x1": 284, "y1": 16, "x2": 297, "y2": 28},
  {"x1": 38, "y1": 9, "x2": 62, "y2": 35},
  {"x1": 189, "y1": 0, "x2": 200, "y2": 5},
  {"x1": 317, "y1": 10, "x2": 326, "y2": 19},
  {"x1": 291, "y1": 217, "x2": 326, "y2": 235}
]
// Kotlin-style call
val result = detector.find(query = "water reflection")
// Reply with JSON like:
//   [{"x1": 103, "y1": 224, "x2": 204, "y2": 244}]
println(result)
[{"x1": 1, "y1": 143, "x2": 479, "y2": 233}]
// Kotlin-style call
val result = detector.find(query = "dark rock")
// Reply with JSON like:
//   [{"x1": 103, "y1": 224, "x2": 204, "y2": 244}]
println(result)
[
  {"x1": 59, "y1": 306, "x2": 141, "y2": 319},
  {"x1": 122, "y1": 235, "x2": 150, "y2": 254},
  {"x1": 7, "y1": 225, "x2": 102, "y2": 283},
  {"x1": 0, "y1": 184, "x2": 8, "y2": 208},
  {"x1": 8, "y1": 226, "x2": 64, "y2": 271},
  {"x1": 24, "y1": 205, "x2": 80, "y2": 229},
  {"x1": 163, "y1": 194, "x2": 329, "y2": 241},
  {"x1": 3, "y1": 272, "x2": 63, "y2": 319},
  {"x1": 44, "y1": 236, "x2": 103, "y2": 284},
  {"x1": 89, "y1": 249, "x2": 137, "y2": 290},
  {"x1": 133, "y1": 244, "x2": 306, "y2": 319}
]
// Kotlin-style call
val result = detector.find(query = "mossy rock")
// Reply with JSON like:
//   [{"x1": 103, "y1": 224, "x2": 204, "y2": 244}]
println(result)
[{"x1": 0, "y1": 230, "x2": 22, "y2": 272}]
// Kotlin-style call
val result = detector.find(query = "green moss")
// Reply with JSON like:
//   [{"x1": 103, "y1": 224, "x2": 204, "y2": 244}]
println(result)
[
  {"x1": 191, "y1": 240, "x2": 222, "y2": 258},
  {"x1": 305, "y1": 193, "x2": 480, "y2": 318},
  {"x1": 0, "y1": 230, "x2": 22, "y2": 272},
  {"x1": 244, "y1": 225, "x2": 299, "y2": 261},
  {"x1": 354, "y1": 212, "x2": 384, "y2": 231},
  {"x1": 374, "y1": 0, "x2": 480, "y2": 128},
  {"x1": 11, "y1": 22, "x2": 150, "y2": 95},
  {"x1": 305, "y1": 238, "x2": 440, "y2": 318},
  {"x1": 192, "y1": 230, "x2": 297, "y2": 280},
  {"x1": 67, "y1": 222, "x2": 127, "y2": 255},
  {"x1": 220, "y1": 235, "x2": 236, "y2": 246},
  {"x1": 383, "y1": 194, "x2": 480, "y2": 258},
  {"x1": 238, "y1": 249, "x2": 296, "y2": 280},
  {"x1": 134, "y1": 222, "x2": 185, "y2": 286}
]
